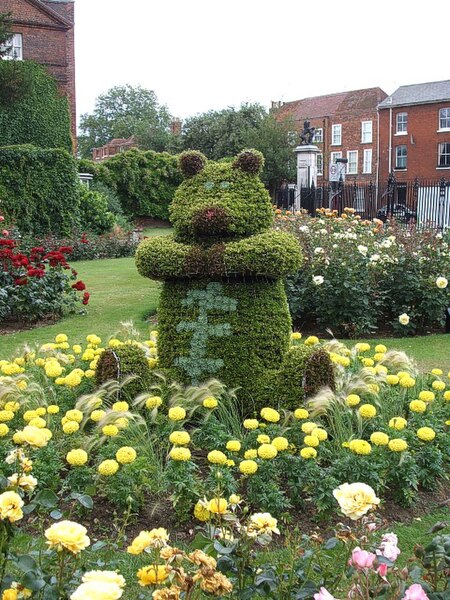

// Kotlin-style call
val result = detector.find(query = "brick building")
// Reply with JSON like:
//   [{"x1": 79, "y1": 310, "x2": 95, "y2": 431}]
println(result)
[
  {"x1": 92, "y1": 136, "x2": 138, "y2": 162},
  {"x1": 0, "y1": 0, "x2": 76, "y2": 142},
  {"x1": 378, "y1": 80, "x2": 450, "y2": 182},
  {"x1": 275, "y1": 87, "x2": 387, "y2": 184}
]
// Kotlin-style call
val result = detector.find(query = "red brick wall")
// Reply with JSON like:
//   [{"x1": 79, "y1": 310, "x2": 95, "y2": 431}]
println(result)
[
  {"x1": 0, "y1": 0, "x2": 76, "y2": 148},
  {"x1": 379, "y1": 102, "x2": 450, "y2": 182}
]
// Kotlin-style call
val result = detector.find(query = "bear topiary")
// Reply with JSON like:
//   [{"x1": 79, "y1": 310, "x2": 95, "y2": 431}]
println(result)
[
  {"x1": 95, "y1": 344, "x2": 152, "y2": 400},
  {"x1": 135, "y1": 149, "x2": 333, "y2": 411}
]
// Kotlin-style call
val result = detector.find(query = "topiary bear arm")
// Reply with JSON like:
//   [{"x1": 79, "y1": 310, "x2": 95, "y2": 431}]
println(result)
[{"x1": 135, "y1": 235, "x2": 192, "y2": 280}]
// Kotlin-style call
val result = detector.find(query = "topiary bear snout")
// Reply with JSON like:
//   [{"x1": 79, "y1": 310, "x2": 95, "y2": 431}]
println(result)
[{"x1": 191, "y1": 205, "x2": 231, "y2": 237}]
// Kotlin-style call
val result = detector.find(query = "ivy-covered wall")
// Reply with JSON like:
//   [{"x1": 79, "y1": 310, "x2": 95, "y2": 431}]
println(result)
[
  {"x1": 0, "y1": 145, "x2": 80, "y2": 236},
  {"x1": 0, "y1": 61, "x2": 72, "y2": 151}
]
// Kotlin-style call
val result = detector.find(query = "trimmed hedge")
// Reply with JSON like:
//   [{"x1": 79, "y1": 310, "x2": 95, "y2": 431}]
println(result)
[
  {"x1": 0, "y1": 61, "x2": 72, "y2": 151},
  {"x1": 95, "y1": 345, "x2": 152, "y2": 400},
  {"x1": 0, "y1": 145, "x2": 80, "y2": 236}
]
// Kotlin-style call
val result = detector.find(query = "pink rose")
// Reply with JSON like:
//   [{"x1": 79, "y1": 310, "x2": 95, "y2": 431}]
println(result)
[
  {"x1": 2, "y1": 230, "x2": 8, "y2": 236},
  {"x1": 349, "y1": 547, "x2": 377, "y2": 569},
  {"x1": 402, "y1": 584, "x2": 429, "y2": 600},
  {"x1": 377, "y1": 532, "x2": 401, "y2": 562},
  {"x1": 377, "y1": 563, "x2": 388, "y2": 578},
  {"x1": 314, "y1": 587, "x2": 337, "y2": 600}
]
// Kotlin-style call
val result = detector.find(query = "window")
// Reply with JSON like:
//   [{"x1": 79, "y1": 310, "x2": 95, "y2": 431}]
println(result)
[
  {"x1": 317, "y1": 153, "x2": 323, "y2": 175},
  {"x1": 347, "y1": 151, "x2": 358, "y2": 174},
  {"x1": 331, "y1": 124, "x2": 342, "y2": 145},
  {"x1": 314, "y1": 128, "x2": 323, "y2": 143},
  {"x1": 361, "y1": 121, "x2": 372, "y2": 143},
  {"x1": 330, "y1": 151, "x2": 342, "y2": 164},
  {"x1": 363, "y1": 149, "x2": 372, "y2": 173},
  {"x1": 395, "y1": 145, "x2": 407, "y2": 169},
  {"x1": 438, "y1": 142, "x2": 450, "y2": 167},
  {"x1": 439, "y1": 108, "x2": 450, "y2": 130},
  {"x1": 0, "y1": 33, "x2": 23, "y2": 60},
  {"x1": 396, "y1": 112, "x2": 408, "y2": 134}
]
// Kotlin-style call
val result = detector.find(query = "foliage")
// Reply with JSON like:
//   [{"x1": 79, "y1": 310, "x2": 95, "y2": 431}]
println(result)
[
  {"x1": 0, "y1": 12, "x2": 12, "y2": 55},
  {"x1": 95, "y1": 344, "x2": 153, "y2": 400},
  {"x1": 0, "y1": 145, "x2": 80, "y2": 237},
  {"x1": 77, "y1": 183, "x2": 115, "y2": 235},
  {"x1": 0, "y1": 61, "x2": 72, "y2": 150},
  {"x1": 77, "y1": 84, "x2": 172, "y2": 159},
  {"x1": 281, "y1": 208, "x2": 450, "y2": 336}
]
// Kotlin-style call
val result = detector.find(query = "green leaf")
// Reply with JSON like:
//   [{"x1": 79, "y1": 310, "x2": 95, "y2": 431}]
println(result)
[
  {"x1": 16, "y1": 554, "x2": 37, "y2": 573},
  {"x1": 21, "y1": 571, "x2": 46, "y2": 591},
  {"x1": 34, "y1": 489, "x2": 59, "y2": 508}
]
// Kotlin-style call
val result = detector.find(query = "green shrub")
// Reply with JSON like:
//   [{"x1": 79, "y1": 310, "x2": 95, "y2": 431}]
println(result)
[
  {"x1": 0, "y1": 60, "x2": 72, "y2": 151},
  {"x1": 77, "y1": 183, "x2": 115, "y2": 234},
  {"x1": 95, "y1": 344, "x2": 152, "y2": 400},
  {"x1": 0, "y1": 145, "x2": 80, "y2": 236}
]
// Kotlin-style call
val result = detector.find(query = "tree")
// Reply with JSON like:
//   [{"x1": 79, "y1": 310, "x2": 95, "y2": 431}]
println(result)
[
  {"x1": 77, "y1": 85, "x2": 173, "y2": 158},
  {"x1": 0, "y1": 12, "x2": 12, "y2": 57}
]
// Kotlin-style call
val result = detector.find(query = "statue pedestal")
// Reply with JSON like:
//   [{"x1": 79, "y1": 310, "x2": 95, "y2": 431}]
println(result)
[{"x1": 294, "y1": 145, "x2": 320, "y2": 211}]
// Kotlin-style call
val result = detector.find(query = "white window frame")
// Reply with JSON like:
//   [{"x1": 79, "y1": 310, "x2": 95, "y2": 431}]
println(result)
[
  {"x1": 363, "y1": 149, "x2": 372, "y2": 174},
  {"x1": 314, "y1": 128, "x2": 323, "y2": 143},
  {"x1": 331, "y1": 124, "x2": 342, "y2": 145},
  {"x1": 0, "y1": 33, "x2": 23, "y2": 60},
  {"x1": 438, "y1": 142, "x2": 450, "y2": 168},
  {"x1": 361, "y1": 120, "x2": 373, "y2": 143},
  {"x1": 317, "y1": 153, "x2": 323, "y2": 175},
  {"x1": 438, "y1": 108, "x2": 450, "y2": 131},
  {"x1": 395, "y1": 145, "x2": 407, "y2": 169},
  {"x1": 347, "y1": 151, "x2": 358, "y2": 174},
  {"x1": 396, "y1": 112, "x2": 408, "y2": 135},
  {"x1": 330, "y1": 151, "x2": 342, "y2": 164}
]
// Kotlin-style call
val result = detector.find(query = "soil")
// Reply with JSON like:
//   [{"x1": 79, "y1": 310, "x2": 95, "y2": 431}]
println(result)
[
  {"x1": 0, "y1": 314, "x2": 60, "y2": 335},
  {"x1": 135, "y1": 217, "x2": 172, "y2": 229}
]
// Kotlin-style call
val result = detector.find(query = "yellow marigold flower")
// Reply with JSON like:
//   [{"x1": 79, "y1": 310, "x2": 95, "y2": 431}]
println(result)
[
  {"x1": 345, "y1": 394, "x2": 360, "y2": 407},
  {"x1": 244, "y1": 449, "x2": 257, "y2": 459},
  {"x1": 0, "y1": 424, "x2": 9, "y2": 437},
  {"x1": 257, "y1": 434, "x2": 270, "y2": 444},
  {"x1": 239, "y1": 459, "x2": 258, "y2": 474},
  {"x1": 29, "y1": 417, "x2": 47, "y2": 429},
  {"x1": 116, "y1": 447, "x2": 137, "y2": 464},
  {"x1": 359, "y1": 404, "x2": 377, "y2": 418},
  {"x1": 409, "y1": 400, "x2": 427, "y2": 413},
  {"x1": 243, "y1": 419, "x2": 259, "y2": 430},
  {"x1": 82, "y1": 349, "x2": 95, "y2": 362},
  {"x1": 431, "y1": 368, "x2": 443, "y2": 376},
  {"x1": 23, "y1": 410, "x2": 38, "y2": 422},
  {"x1": 0, "y1": 410, "x2": 14, "y2": 422},
  {"x1": 108, "y1": 338, "x2": 122, "y2": 348},
  {"x1": 66, "y1": 449, "x2": 88, "y2": 466},
  {"x1": 260, "y1": 407, "x2": 280, "y2": 423},
  {"x1": 226, "y1": 440, "x2": 241, "y2": 452},
  {"x1": 169, "y1": 431, "x2": 191, "y2": 446},
  {"x1": 208, "y1": 497, "x2": 228, "y2": 514},
  {"x1": 349, "y1": 439, "x2": 372, "y2": 455},
  {"x1": 333, "y1": 482, "x2": 380, "y2": 520},
  {"x1": 291, "y1": 332, "x2": 302, "y2": 340},
  {"x1": 115, "y1": 417, "x2": 128, "y2": 429},
  {"x1": 194, "y1": 501, "x2": 211, "y2": 522},
  {"x1": 432, "y1": 380, "x2": 446, "y2": 391},
  {"x1": 168, "y1": 407, "x2": 186, "y2": 421},
  {"x1": 35, "y1": 407, "x2": 46, "y2": 416},
  {"x1": 147, "y1": 358, "x2": 158, "y2": 369},
  {"x1": 207, "y1": 450, "x2": 228, "y2": 465},
  {"x1": 370, "y1": 432, "x2": 389, "y2": 446},
  {"x1": 418, "y1": 390, "x2": 435, "y2": 402},
  {"x1": 45, "y1": 363, "x2": 63, "y2": 378},
  {"x1": 446, "y1": 420, "x2": 450, "y2": 426},
  {"x1": 417, "y1": 427, "x2": 436, "y2": 442},
  {"x1": 355, "y1": 343, "x2": 371, "y2": 353},
  {"x1": 112, "y1": 401, "x2": 129, "y2": 412},
  {"x1": 300, "y1": 447, "x2": 317, "y2": 459},
  {"x1": 90, "y1": 410, "x2": 106, "y2": 422},
  {"x1": 304, "y1": 435, "x2": 320, "y2": 448},
  {"x1": 137, "y1": 565, "x2": 168, "y2": 587},
  {"x1": 294, "y1": 408, "x2": 309, "y2": 419},
  {"x1": 72, "y1": 345, "x2": 82, "y2": 354},
  {"x1": 66, "y1": 409, "x2": 83, "y2": 423},
  {"x1": 386, "y1": 375, "x2": 399, "y2": 385},
  {"x1": 272, "y1": 436, "x2": 289, "y2": 451},
  {"x1": 98, "y1": 460, "x2": 119, "y2": 476},
  {"x1": 388, "y1": 438, "x2": 408, "y2": 452},
  {"x1": 375, "y1": 344, "x2": 387, "y2": 353},
  {"x1": 55, "y1": 334, "x2": 68, "y2": 344},
  {"x1": 311, "y1": 428, "x2": 328, "y2": 441},
  {"x1": 4, "y1": 402, "x2": 19, "y2": 413},
  {"x1": 373, "y1": 353, "x2": 385, "y2": 363},
  {"x1": 45, "y1": 520, "x2": 90, "y2": 554},
  {"x1": 389, "y1": 417, "x2": 407, "y2": 430},
  {"x1": 304, "y1": 335, "x2": 319, "y2": 346},
  {"x1": 0, "y1": 491, "x2": 24, "y2": 523},
  {"x1": 102, "y1": 425, "x2": 118, "y2": 437},
  {"x1": 35, "y1": 358, "x2": 45, "y2": 367},
  {"x1": 399, "y1": 376, "x2": 416, "y2": 389},
  {"x1": 14, "y1": 357, "x2": 25, "y2": 366},
  {"x1": 203, "y1": 396, "x2": 218, "y2": 408},
  {"x1": 84, "y1": 369, "x2": 96, "y2": 379},
  {"x1": 12, "y1": 432, "x2": 24, "y2": 444},
  {"x1": 169, "y1": 447, "x2": 191, "y2": 461},
  {"x1": 257, "y1": 443, "x2": 278, "y2": 459},
  {"x1": 361, "y1": 358, "x2": 375, "y2": 367},
  {"x1": 301, "y1": 421, "x2": 317, "y2": 434},
  {"x1": 444, "y1": 390, "x2": 450, "y2": 401},
  {"x1": 16, "y1": 380, "x2": 27, "y2": 391},
  {"x1": 375, "y1": 365, "x2": 388, "y2": 375},
  {"x1": 86, "y1": 334, "x2": 101, "y2": 346},
  {"x1": 55, "y1": 377, "x2": 66, "y2": 386},
  {"x1": 145, "y1": 395, "x2": 162, "y2": 409}
]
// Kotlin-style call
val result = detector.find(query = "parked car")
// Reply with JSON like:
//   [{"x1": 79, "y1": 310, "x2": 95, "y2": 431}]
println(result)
[{"x1": 376, "y1": 203, "x2": 417, "y2": 223}]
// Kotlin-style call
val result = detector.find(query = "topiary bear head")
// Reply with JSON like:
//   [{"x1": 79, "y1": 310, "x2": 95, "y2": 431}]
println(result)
[{"x1": 170, "y1": 149, "x2": 274, "y2": 242}]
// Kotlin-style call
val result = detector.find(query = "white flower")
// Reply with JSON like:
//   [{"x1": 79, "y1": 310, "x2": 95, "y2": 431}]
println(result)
[
  {"x1": 436, "y1": 277, "x2": 448, "y2": 289},
  {"x1": 398, "y1": 313, "x2": 410, "y2": 325},
  {"x1": 313, "y1": 275, "x2": 324, "y2": 285},
  {"x1": 299, "y1": 225, "x2": 309, "y2": 233},
  {"x1": 370, "y1": 254, "x2": 380, "y2": 262},
  {"x1": 357, "y1": 245, "x2": 368, "y2": 256},
  {"x1": 314, "y1": 247, "x2": 324, "y2": 254}
]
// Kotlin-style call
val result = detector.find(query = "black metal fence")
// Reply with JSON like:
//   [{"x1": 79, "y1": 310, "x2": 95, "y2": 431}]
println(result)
[{"x1": 275, "y1": 176, "x2": 450, "y2": 229}]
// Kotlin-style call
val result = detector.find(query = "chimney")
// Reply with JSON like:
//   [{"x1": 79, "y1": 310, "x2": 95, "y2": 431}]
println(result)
[{"x1": 170, "y1": 118, "x2": 182, "y2": 135}]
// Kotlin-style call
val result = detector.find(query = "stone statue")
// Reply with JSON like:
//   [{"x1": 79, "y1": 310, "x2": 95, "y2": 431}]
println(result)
[{"x1": 299, "y1": 120, "x2": 316, "y2": 145}]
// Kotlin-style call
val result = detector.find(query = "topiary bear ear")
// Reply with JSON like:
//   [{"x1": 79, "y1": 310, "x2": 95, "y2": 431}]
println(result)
[
  {"x1": 178, "y1": 150, "x2": 207, "y2": 178},
  {"x1": 232, "y1": 149, "x2": 264, "y2": 174}
]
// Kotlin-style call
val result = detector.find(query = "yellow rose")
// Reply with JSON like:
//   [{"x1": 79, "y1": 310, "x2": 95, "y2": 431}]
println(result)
[
  {"x1": 207, "y1": 498, "x2": 228, "y2": 514},
  {"x1": 0, "y1": 491, "x2": 24, "y2": 522},
  {"x1": 137, "y1": 565, "x2": 169, "y2": 586},
  {"x1": 21, "y1": 425, "x2": 51, "y2": 447},
  {"x1": 70, "y1": 581, "x2": 123, "y2": 600},
  {"x1": 45, "y1": 520, "x2": 90, "y2": 553},
  {"x1": 333, "y1": 482, "x2": 380, "y2": 520},
  {"x1": 82, "y1": 570, "x2": 126, "y2": 588}
]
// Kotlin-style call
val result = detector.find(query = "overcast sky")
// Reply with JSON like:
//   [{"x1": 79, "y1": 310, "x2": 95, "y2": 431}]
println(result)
[{"x1": 74, "y1": 0, "x2": 447, "y2": 124}]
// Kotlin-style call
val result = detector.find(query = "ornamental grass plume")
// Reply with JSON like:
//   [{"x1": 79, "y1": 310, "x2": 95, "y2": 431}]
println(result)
[{"x1": 378, "y1": 350, "x2": 418, "y2": 379}]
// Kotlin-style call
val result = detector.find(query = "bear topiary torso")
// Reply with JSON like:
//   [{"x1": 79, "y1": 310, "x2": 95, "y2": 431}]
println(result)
[{"x1": 135, "y1": 150, "x2": 306, "y2": 409}]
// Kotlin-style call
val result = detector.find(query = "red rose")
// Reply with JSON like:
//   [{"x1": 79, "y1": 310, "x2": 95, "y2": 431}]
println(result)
[
  {"x1": 72, "y1": 280, "x2": 86, "y2": 291},
  {"x1": 82, "y1": 291, "x2": 90, "y2": 305}
]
